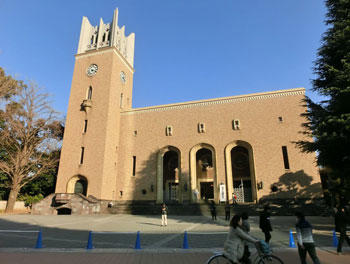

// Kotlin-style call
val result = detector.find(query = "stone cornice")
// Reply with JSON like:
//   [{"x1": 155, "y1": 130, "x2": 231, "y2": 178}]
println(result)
[
  {"x1": 121, "y1": 88, "x2": 305, "y2": 115},
  {"x1": 75, "y1": 46, "x2": 135, "y2": 73}
]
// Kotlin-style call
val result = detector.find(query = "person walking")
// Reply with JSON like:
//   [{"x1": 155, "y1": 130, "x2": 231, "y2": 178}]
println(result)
[
  {"x1": 241, "y1": 212, "x2": 252, "y2": 264},
  {"x1": 225, "y1": 201, "x2": 231, "y2": 221},
  {"x1": 224, "y1": 214, "x2": 260, "y2": 264},
  {"x1": 161, "y1": 203, "x2": 168, "y2": 226},
  {"x1": 335, "y1": 206, "x2": 350, "y2": 255},
  {"x1": 210, "y1": 200, "x2": 217, "y2": 220},
  {"x1": 295, "y1": 211, "x2": 320, "y2": 264},
  {"x1": 259, "y1": 205, "x2": 272, "y2": 243}
]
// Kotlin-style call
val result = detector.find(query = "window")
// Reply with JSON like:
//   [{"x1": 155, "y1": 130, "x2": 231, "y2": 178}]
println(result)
[
  {"x1": 198, "y1": 123, "x2": 205, "y2": 133},
  {"x1": 120, "y1": 93, "x2": 124, "y2": 108},
  {"x1": 282, "y1": 146, "x2": 290, "y2": 169},
  {"x1": 80, "y1": 147, "x2": 85, "y2": 165},
  {"x1": 133, "y1": 130, "x2": 137, "y2": 136},
  {"x1": 278, "y1": 116, "x2": 283, "y2": 122},
  {"x1": 83, "y1": 120, "x2": 88, "y2": 133},
  {"x1": 132, "y1": 156, "x2": 136, "y2": 176},
  {"x1": 166, "y1": 125, "x2": 173, "y2": 136},
  {"x1": 87, "y1": 86, "x2": 93, "y2": 100},
  {"x1": 232, "y1": 119, "x2": 240, "y2": 130},
  {"x1": 102, "y1": 33, "x2": 106, "y2": 42}
]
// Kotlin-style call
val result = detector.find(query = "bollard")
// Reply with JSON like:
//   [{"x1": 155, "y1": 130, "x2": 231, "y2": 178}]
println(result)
[
  {"x1": 289, "y1": 229, "x2": 296, "y2": 248},
  {"x1": 134, "y1": 231, "x2": 141, "y2": 249},
  {"x1": 333, "y1": 230, "x2": 338, "y2": 247},
  {"x1": 182, "y1": 231, "x2": 189, "y2": 249},
  {"x1": 86, "y1": 231, "x2": 94, "y2": 250},
  {"x1": 35, "y1": 229, "x2": 43, "y2": 249}
]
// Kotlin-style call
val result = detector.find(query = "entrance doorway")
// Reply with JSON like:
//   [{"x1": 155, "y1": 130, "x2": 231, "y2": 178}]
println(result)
[
  {"x1": 196, "y1": 148, "x2": 214, "y2": 200},
  {"x1": 200, "y1": 182, "x2": 214, "y2": 200},
  {"x1": 163, "y1": 150, "x2": 179, "y2": 202},
  {"x1": 231, "y1": 146, "x2": 253, "y2": 202}
]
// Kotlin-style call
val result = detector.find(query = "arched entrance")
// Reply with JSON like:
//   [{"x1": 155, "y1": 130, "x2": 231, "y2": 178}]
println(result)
[
  {"x1": 156, "y1": 146, "x2": 181, "y2": 204},
  {"x1": 163, "y1": 150, "x2": 179, "y2": 202},
  {"x1": 67, "y1": 175, "x2": 88, "y2": 196},
  {"x1": 190, "y1": 143, "x2": 217, "y2": 203},
  {"x1": 225, "y1": 141, "x2": 257, "y2": 203}
]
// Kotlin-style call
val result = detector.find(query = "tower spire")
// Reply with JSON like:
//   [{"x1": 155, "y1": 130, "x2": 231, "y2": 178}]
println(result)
[{"x1": 77, "y1": 8, "x2": 135, "y2": 67}]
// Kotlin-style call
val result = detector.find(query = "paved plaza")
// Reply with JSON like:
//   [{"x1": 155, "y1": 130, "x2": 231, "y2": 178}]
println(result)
[{"x1": 0, "y1": 214, "x2": 349, "y2": 263}]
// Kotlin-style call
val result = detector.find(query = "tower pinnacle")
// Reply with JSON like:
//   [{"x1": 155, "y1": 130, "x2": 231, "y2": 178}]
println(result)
[{"x1": 77, "y1": 8, "x2": 135, "y2": 67}]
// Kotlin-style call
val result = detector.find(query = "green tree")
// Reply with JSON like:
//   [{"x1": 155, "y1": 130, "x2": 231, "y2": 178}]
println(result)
[{"x1": 297, "y1": 0, "x2": 350, "y2": 206}]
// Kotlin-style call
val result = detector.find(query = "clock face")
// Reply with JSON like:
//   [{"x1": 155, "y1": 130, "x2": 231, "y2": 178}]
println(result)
[
  {"x1": 120, "y1": 71, "x2": 126, "y2": 83},
  {"x1": 86, "y1": 64, "x2": 98, "y2": 76}
]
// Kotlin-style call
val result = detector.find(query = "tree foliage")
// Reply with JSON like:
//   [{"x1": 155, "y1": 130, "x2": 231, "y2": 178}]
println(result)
[
  {"x1": 296, "y1": 0, "x2": 350, "y2": 206},
  {"x1": 0, "y1": 77, "x2": 63, "y2": 212}
]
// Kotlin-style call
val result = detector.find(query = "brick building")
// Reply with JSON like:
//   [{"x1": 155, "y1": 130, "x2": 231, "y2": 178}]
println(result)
[{"x1": 52, "y1": 9, "x2": 320, "y2": 211}]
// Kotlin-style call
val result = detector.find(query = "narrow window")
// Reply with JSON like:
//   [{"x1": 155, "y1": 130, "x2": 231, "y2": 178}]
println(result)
[
  {"x1": 233, "y1": 119, "x2": 240, "y2": 130},
  {"x1": 198, "y1": 123, "x2": 205, "y2": 133},
  {"x1": 278, "y1": 116, "x2": 283, "y2": 122},
  {"x1": 282, "y1": 146, "x2": 290, "y2": 169},
  {"x1": 83, "y1": 120, "x2": 88, "y2": 133},
  {"x1": 133, "y1": 130, "x2": 137, "y2": 136},
  {"x1": 90, "y1": 36, "x2": 94, "y2": 45},
  {"x1": 120, "y1": 93, "x2": 124, "y2": 108},
  {"x1": 87, "y1": 86, "x2": 92, "y2": 100},
  {"x1": 102, "y1": 33, "x2": 106, "y2": 42},
  {"x1": 166, "y1": 126, "x2": 173, "y2": 136},
  {"x1": 132, "y1": 156, "x2": 136, "y2": 176},
  {"x1": 80, "y1": 147, "x2": 85, "y2": 164}
]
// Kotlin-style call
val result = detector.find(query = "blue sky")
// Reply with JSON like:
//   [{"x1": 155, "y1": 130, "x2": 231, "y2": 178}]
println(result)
[{"x1": 0, "y1": 0, "x2": 327, "y2": 114}]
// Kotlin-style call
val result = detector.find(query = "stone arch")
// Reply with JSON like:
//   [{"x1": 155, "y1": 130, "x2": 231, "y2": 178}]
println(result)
[
  {"x1": 189, "y1": 143, "x2": 218, "y2": 203},
  {"x1": 225, "y1": 141, "x2": 257, "y2": 203},
  {"x1": 156, "y1": 146, "x2": 182, "y2": 204},
  {"x1": 66, "y1": 175, "x2": 88, "y2": 196}
]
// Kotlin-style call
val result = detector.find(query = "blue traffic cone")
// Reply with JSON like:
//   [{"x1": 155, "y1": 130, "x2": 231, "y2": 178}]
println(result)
[
  {"x1": 35, "y1": 229, "x2": 43, "y2": 249},
  {"x1": 289, "y1": 229, "x2": 296, "y2": 248},
  {"x1": 134, "y1": 231, "x2": 141, "y2": 249},
  {"x1": 333, "y1": 230, "x2": 338, "y2": 247},
  {"x1": 182, "y1": 231, "x2": 189, "y2": 249},
  {"x1": 86, "y1": 231, "x2": 94, "y2": 250}
]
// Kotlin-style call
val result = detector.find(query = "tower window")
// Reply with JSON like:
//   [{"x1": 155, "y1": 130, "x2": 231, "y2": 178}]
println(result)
[
  {"x1": 282, "y1": 146, "x2": 290, "y2": 170},
  {"x1": 90, "y1": 36, "x2": 94, "y2": 45},
  {"x1": 132, "y1": 156, "x2": 136, "y2": 176},
  {"x1": 80, "y1": 147, "x2": 85, "y2": 165},
  {"x1": 198, "y1": 123, "x2": 205, "y2": 133},
  {"x1": 83, "y1": 120, "x2": 88, "y2": 133},
  {"x1": 232, "y1": 119, "x2": 240, "y2": 130},
  {"x1": 278, "y1": 116, "x2": 283, "y2": 122},
  {"x1": 87, "y1": 86, "x2": 93, "y2": 100},
  {"x1": 120, "y1": 93, "x2": 124, "y2": 108},
  {"x1": 166, "y1": 125, "x2": 173, "y2": 136}
]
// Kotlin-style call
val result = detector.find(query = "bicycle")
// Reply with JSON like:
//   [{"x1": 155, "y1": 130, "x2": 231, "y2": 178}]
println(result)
[{"x1": 206, "y1": 242, "x2": 284, "y2": 264}]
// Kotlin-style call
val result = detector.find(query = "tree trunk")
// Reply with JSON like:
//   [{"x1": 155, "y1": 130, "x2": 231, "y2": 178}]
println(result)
[{"x1": 5, "y1": 187, "x2": 20, "y2": 213}]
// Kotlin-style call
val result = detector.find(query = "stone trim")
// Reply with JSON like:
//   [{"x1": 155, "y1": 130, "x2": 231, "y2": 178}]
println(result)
[
  {"x1": 121, "y1": 88, "x2": 305, "y2": 116},
  {"x1": 75, "y1": 47, "x2": 135, "y2": 73}
]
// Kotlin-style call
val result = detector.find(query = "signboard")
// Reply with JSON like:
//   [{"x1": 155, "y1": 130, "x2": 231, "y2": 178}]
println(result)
[{"x1": 219, "y1": 184, "x2": 226, "y2": 202}]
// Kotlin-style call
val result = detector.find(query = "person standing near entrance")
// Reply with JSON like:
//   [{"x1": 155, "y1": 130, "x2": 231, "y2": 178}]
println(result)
[
  {"x1": 335, "y1": 206, "x2": 350, "y2": 255},
  {"x1": 161, "y1": 203, "x2": 168, "y2": 226},
  {"x1": 210, "y1": 200, "x2": 217, "y2": 220},
  {"x1": 225, "y1": 202, "x2": 231, "y2": 221},
  {"x1": 295, "y1": 211, "x2": 320, "y2": 264},
  {"x1": 259, "y1": 205, "x2": 272, "y2": 243}
]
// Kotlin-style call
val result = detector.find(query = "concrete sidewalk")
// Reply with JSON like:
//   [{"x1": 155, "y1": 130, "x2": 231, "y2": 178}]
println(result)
[{"x1": 0, "y1": 248, "x2": 349, "y2": 264}]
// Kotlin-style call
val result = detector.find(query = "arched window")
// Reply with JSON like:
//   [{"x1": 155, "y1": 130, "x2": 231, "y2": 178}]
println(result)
[{"x1": 87, "y1": 86, "x2": 92, "y2": 100}]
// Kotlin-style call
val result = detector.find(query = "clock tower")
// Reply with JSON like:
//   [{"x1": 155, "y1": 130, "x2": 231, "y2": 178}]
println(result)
[{"x1": 55, "y1": 9, "x2": 135, "y2": 200}]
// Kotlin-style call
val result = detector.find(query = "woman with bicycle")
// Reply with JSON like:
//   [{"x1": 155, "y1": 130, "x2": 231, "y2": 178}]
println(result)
[{"x1": 223, "y1": 214, "x2": 260, "y2": 264}]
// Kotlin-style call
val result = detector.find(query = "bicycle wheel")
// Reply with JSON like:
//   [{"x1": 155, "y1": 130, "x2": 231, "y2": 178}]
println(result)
[
  {"x1": 207, "y1": 254, "x2": 234, "y2": 264},
  {"x1": 256, "y1": 254, "x2": 284, "y2": 264}
]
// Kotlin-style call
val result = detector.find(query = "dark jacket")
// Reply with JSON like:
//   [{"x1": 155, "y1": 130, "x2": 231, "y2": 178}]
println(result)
[
  {"x1": 335, "y1": 210, "x2": 348, "y2": 232},
  {"x1": 161, "y1": 205, "x2": 168, "y2": 215},
  {"x1": 259, "y1": 211, "x2": 272, "y2": 232}
]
